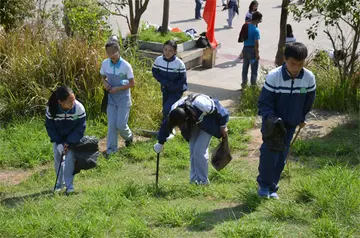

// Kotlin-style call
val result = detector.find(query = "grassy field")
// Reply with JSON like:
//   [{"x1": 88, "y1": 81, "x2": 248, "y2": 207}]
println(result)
[{"x1": 0, "y1": 118, "x2": 359, "y2": 238}]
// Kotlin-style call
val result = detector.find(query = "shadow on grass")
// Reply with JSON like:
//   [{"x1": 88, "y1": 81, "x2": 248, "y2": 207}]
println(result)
[
  {"x1": 1, "y1": 190, "x2": 53, "y2": 207},
  {"x1": 187, "y1": 204, "x2": 251, "y2": 232}
]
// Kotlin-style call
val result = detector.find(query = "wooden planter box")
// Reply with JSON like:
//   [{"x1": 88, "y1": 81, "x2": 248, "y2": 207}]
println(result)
[{"x1": 138, "y1": 40, "x2": 196, "y2": 53}]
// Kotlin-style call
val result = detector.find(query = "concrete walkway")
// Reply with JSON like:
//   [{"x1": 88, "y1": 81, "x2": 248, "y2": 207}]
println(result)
[{"x1": 52, "y1": 0, "x2": 334, "y2": 110}]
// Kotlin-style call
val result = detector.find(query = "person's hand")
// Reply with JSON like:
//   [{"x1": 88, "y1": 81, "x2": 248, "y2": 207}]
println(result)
[
  {"x1": 255, "y1": 54, "x2": 260, "y2": 61},
  {"x1": 64, "y1": 143, "x2": 69, "y2": 154},
  {"x1": 57, "y1": 144, "x2": 64, "y2": 155},
  {"x1": 299, "y1": 122, "x2": 307, "y2": 129},
  {"x1": 220, "y1": 126, "x2": 228, "y2": 138},
  {"x1": 154, "y1": 143, "x2": 164, "y2": 154},
  {"x1": 103, "y1": 81, "x2": 111, "y2": 91},
  {"x1": 109, "y1": 87, "x2": 120, "y2": 94}
]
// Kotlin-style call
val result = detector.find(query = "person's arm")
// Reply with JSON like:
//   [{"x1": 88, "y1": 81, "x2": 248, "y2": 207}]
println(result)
[
  {"x1": 169, "y1": 61, "x2": 187, "y2": 92},
  {"x1": 302, "y1": 73, "x2": 316, "y2": 122},
  {"x1": 100, "y1": 61, "x2": 111, "y2": 90},
  {"x1": 152, "y1": 57, "x2": 166, "y2": 85},
  {"x1": 64, "y1": 104, "x2": 86, "y2": 144},
  {"x1": 45, "y1": 108, "x2": 63, "y2": 145},
  {"x1": 258, "y1": 74, "x2": 276, "y2": 118},
  {"x1": 254, "y1": 28, "x2": 260, "y2": 60}
]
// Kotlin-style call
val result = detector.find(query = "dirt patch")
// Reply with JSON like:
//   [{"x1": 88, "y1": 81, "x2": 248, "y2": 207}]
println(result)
[
  {"x1": 240, "y1": 109, "x2": 350, "y2": 163},
  {"x1": 0, "y1": 164, "x2": 50, "y2": 186},
  {"x1": 98, "y1": 135, "x2": 151, "y2": 153}
]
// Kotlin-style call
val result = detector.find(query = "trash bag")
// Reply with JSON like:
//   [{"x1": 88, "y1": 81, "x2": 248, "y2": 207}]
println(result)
[
  {"x1": 196, "y1": 36, "x2": 211, "y2": 48},
  {"x1": 262, "y1": 116, "x2": 287, "y2": 152},
  {"x1": 69, "y1": 136, "x2": 100, "y2": 175},
  {"x1": 211, "y1": 136, "x2": 232, "y2": 171}
]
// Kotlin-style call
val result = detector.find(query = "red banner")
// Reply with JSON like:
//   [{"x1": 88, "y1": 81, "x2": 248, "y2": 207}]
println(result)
[{"x1": 203, "y1": 0, "x2": 218, "y2": 48}]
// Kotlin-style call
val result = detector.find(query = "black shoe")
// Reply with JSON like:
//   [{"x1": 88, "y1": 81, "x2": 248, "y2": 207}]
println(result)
[{"x1": 125, "y1": 136, "x2": 133, "y2": 147}]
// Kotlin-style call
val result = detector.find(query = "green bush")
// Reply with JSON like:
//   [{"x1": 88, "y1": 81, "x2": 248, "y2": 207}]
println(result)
[
  {"x1": 237, "y1": 86, "x2": 261, "y2": 116},
  {"x1": 0, "y1": 24, "x2": 162, "y2": 130},
  {"x1": 0, "y1": 0, "x2": 35, "y2": 31},
  {"x1": 138, "y1": 26, "x2": 191, "y2": 44},
  {"x1": 307, "y1": 53, "x2": 360, "y2": 113},
  {"x1": 63, "y1": 0, "x2": 111, "y2": 44}
]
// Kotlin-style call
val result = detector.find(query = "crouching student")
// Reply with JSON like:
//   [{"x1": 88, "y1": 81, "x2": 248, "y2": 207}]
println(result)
[
  {"x1": 257, "y1": 42, "x2": 316, "y2": 199},
  {"x1": 100, "y1": 41, "x2": 135, "y2": 157},
  {"x1": 153, "y1": 94, "x2": 230, "y2": 185},
  {"x1": 45, "y1": 86, "x2": 86, "y2": 194}
]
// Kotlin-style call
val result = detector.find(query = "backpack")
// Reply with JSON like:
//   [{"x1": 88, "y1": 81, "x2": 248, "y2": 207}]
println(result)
[
  {"x1": 238, "y1": 22, "x2": 249, "y2": 43},
  {"x1": 196, "y1": 36, "x2": 211, "y2": 48}
]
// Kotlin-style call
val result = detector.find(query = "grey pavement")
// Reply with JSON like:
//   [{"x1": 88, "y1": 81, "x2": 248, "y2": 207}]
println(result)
[{"x1": 51, "y1": 0, "x2": 337, "y2": 110}]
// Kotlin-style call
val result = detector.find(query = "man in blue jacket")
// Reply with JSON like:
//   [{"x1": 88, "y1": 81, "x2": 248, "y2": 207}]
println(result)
[
  {"x1": 154, "y1": 94, "x2": 229, "y2": 185},
  {"x1": 257, "y1": 42, "x2": 316, "y2": 199}
]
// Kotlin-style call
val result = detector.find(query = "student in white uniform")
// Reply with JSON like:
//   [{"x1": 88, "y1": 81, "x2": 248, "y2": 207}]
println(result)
[{"x1": 100, "y1": 41, "x2": 135, "y2": 157}]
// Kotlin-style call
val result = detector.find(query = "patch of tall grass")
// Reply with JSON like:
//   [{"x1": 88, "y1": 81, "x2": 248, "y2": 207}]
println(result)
[
  {"x1": 0, "y1": 23, "x2": 162, "y2": 129},
  {"x1": 138, "y1": 26, "x2": 191, "y2": 44}
]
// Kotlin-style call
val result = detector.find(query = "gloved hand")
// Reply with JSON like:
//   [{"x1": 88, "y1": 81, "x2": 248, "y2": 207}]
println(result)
[
  {"x1": 154, "y1": 143, "x2": 164, "y2": 154},
  {"x1": 57, "y1": 144, "x2": 64, "y2": 155}
]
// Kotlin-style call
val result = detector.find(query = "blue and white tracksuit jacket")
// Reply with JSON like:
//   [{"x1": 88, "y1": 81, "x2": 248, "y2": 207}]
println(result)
[
  {"x1": 152, "y1": 55, "x2": 187, "y2": 117},
  {"x1": 158, "y1": 94, "x2": 229, "y2": 184},
  {"x1": 257, "y1": 65, "x2": 316, "y2": 191},
  {"x1": 45, "y1": 100, "x2": 86, "y2": 145}
]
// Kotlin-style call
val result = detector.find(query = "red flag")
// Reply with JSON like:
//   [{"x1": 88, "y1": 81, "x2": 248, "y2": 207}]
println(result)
[{"x1": 203, "y1": 0, "x2": 218, "y2": 48}]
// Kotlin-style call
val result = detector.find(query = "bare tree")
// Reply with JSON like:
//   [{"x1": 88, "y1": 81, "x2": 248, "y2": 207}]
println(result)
[
  {"x1": 275, "y1": 0, "x2": 290, "y2": 66},
  {"x1": 100, "y1": 0, "x2": 150, "y2": 40},
  {"x1": 161, "y1": 0, "x2": 169, "y2": 34}
]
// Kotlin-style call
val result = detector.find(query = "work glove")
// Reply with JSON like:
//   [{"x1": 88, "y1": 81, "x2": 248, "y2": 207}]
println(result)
[
  {"x1": 153, "y1": 143, "x2": 164, "y2": 154},
  {"x1": 57, "y1": 144, "x2": 64, "y2": 155}
]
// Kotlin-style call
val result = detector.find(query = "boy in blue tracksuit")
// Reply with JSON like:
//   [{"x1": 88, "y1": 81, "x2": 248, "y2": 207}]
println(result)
[
  {"x1": 152, "y1": 40, "x2": 187, "y2": 120},
  {"x1": 154, "y1": 94, "x2": 229, "y2": 185},
  {"x1": 45, "y1": 86, "x2": 86, "y2": 194},
  {"x1": 257, "y1": 42, "x2": 316, "y2": 199}
]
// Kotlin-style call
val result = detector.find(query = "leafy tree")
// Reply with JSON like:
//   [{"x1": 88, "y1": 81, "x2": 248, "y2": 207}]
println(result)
[
  {"x1": 290, "y1": 0, "x2": 360, "y2": 81},
  {"x1": 0, "y1": 0, "x2": 35, "y2": 31},
  {"x1": 63, "y1": 0, "x2": 111, "y2": 44}
]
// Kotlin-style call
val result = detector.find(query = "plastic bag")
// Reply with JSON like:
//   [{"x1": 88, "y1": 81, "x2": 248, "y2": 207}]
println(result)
[{"x1": 211, "y1": 136, "x2": 232, "y2": 171}]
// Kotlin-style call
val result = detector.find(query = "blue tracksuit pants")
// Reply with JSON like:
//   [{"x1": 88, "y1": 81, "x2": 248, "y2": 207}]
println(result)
[
  {"x1": 162, "y1": 91, "x2": 183, "y2": 118},
  {"x1": 257, "y1": 126, "x2": 296, "y2": 192}
]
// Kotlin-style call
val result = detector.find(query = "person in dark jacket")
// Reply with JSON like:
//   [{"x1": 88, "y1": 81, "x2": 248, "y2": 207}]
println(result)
[
  {"x1": 154, "y1": 94, "x2": 229, "y2": 185},
  {"x1": 45, "y1": 86, "x2": 86, "y2": 194},
  {"x1": 257, "y1": 42, "x2": 316, "y2": 199},
  {"x1": 152, "y1": 40, "x2": 187, "y2": 119}
]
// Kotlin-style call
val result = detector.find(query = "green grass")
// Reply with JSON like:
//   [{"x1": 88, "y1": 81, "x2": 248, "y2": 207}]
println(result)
[
  {"x1": 138, "y1": 26, "x2": 191, "y2": 44},
  {"x1": 1, "y1": 118, "x2": 359, "y2": 237},
  {"x1": 237, "y1": 86, "x2": 261, "y2": 116}
]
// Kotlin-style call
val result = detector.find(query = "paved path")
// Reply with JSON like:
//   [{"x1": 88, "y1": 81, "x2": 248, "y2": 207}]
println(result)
[{"x1": 52, "y1": 0, "x2": 335, "y2": 110}]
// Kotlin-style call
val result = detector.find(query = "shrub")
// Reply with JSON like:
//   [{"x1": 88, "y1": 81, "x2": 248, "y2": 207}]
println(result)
[
  {"x1": 0, "y1": 0, "x2": 35, "y2": 31},
  {"x1": 138, "y1": 26, "x2": 191, "y2": 44},
  {"x1": 0, "y1": 24, "x2": 162, "y2": 129}
]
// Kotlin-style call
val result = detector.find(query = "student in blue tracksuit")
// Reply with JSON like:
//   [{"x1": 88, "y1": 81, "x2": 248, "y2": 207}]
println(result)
[
  {"x1": 100, "y1": 41, "x2": 135, "y2": 157},
  {"x1": 152, "y1": 40, "x2": 187, "y2": 120},
  {"x1": 257, "y1": 42, "x2": 316, "y2": 199},
  {"x1": 154, "y1": 94, "x2": 229, "y2": 185},
  {"x1": 45, "y1": 86, "x2": 86, "y2": 194}
]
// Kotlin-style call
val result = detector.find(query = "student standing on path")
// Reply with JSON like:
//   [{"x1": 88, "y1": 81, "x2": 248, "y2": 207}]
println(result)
[
  {"x1": 245, "y1": 1, "x2": 259, "y2": 22},
  {"x1": 257, "y1": 42, "x2": 316, "y2": 199},
  {"x1": 286, "y1": 24, "x2": 296, "y2": 43},
  {"x1": 100, "y1": 41, "x2": 135, "y2": 157},
  {"x1": 45, "y1": 86, "x2": 86, "y2": 194},
  {"x1": 152, "y1": 40, "x2": 187, "y2": 121},
  {"x1": 154, "y1": 94, "x2": 229, "y2": 185},
  {"x1": 241, "y1": 11, "x2": 262, "y2": 89},
  {"x1": 226, "y1": 0, "x2": 239, "y2": 28},
  {"x1": 195, "y1": 0, "x2": 203, "y2": 20}
]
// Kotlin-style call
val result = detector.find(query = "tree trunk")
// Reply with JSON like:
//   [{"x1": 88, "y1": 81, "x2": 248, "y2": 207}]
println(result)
[
  {"x1": 275, "y1": 0, "x2": 290, "y2": 66},
  {"x1": 161, "y1": 0, "x2": 169, "y2": 34}
]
